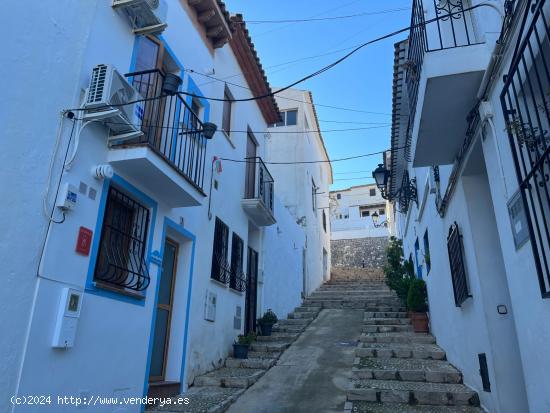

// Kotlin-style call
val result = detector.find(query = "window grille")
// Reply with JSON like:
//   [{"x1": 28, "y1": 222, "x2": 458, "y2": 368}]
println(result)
[
  {"x1": 447, "y1": 222, "x2": 470, "y2": 306},
  {"x1": 230, "y1": 234, "x2": 246, "y2": 292},
  {"x1": 94, "y1": 186, "x2": 151, "y2": 292},
  {"x1": 211, "y1": 218, "x2": 230, "y2": 284}
]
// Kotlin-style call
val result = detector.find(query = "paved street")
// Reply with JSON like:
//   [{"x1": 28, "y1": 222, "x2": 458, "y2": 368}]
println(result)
[{"x1": 226, "y1": 309, "x2": 363, "y2": 413}]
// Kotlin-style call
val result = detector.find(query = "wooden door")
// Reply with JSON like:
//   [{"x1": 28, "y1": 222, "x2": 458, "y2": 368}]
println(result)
[
  {"x1": 245, "y1": 247, "x2": 258, "y2": 334},
  {"x1": 244, "y1": 132, "x2": 257, "y2": 198}
]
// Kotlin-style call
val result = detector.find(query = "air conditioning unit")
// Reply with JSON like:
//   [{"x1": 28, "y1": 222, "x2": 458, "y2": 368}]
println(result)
[
  {"x1": 83, "y1": 64, "x2": 144, "y2": 141},
  {"x1": 112, "y1": 0, "x2": 168, "y2": 34}
]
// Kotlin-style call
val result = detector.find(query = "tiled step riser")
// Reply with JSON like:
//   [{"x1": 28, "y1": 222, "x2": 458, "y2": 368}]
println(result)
[
  {"x1": 194, "y1": 373, "x2": 264, "y2": 389},
  {"x1": 364, "y1": 312, "x2": 408, "y2": 319},
  {"x1": 250, "y1": 342, "x2": 291, "y2": 353},
  {"x1": 256, "y1": 333, "x2": 298, "y2": 342},
  {"x1": 363, "y1": 318, "x2": 411, "y2": 325},
  {"x1": 312, "y1": 291, "x2": 393, "y2": 296},
  {"x1": 304, "y1": 300, "x2": 403, "y2": 307},
  {"x1": 247, "y1": 351, "x2": 281, "y2": 360},
  {"x1": 356, "y1": 347, "x2": 446, "y2": 360},
  {"x1": 347, "y1": 388, "x2": 479, "y2": 406},
  {"x1": 288, "y1": 312, "x2": 316, "y2": 319},
  {"x1": 365, "y1": 307, "x2": 406, "y2": 313},
  {"x1": 363, "y1": 325, "x2": 414, "y2": 333},
  {"x1": 294, "y1": 306, "x2": 321, "y2": 313},
  {"x1": 352, "y1": 369, "x2": 462, "y2": 384},
  {"x1": 360, "y1": 335, "x2": 436, "y2": 344},
  {"x1": 272, "y1": 325, "x2": 304, "y2": 333}
]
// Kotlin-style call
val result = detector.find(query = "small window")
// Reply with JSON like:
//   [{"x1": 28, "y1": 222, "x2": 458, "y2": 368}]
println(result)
[
  {"x1": 274, "y1": 111, "x2": 285, "y2": 127},
  {"x1": 191, "y1": 98, "x2": 202, "y2": 129},
  {"x1": 94, "y1": 186, "x2": 151, "y2": 293},
  {"x1": 424, "y1": 230, "x2": 431, "y2": 274},
  {"x1": 230, "y1": 233, "x2": 245, "y2": 291},
  {"x1": 211, "y1": 218, "x2": 230, "y2": 283},
  {"x1": 379, "y1": 209, "x2": 385, "y2": 215},
  {"x1": 370, "y1": 188, "x2": 376, "y2": 196},
  {"x1": 311, "y1": 179, "x2": 317, "y2": 212},
  {"x1": 361, "y1": 210, "x2": 370, "y2": 217},
  {"x1": 222, "y1": 86, "x2": 233, "y2": 135},
  {"x1": 323, "y1": 210, "x2": 327, "y2": 232},
  {"x1": 286, "y1": 109, "x2": 298, "y2": 126},
  {"x1": 336, "y1": 193, "x2": 341, "y2": 199}
]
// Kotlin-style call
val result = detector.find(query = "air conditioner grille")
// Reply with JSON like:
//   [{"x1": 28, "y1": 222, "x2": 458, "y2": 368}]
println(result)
[{"x1": 87, "y1": 64, "x2": 108, "y2": 104}]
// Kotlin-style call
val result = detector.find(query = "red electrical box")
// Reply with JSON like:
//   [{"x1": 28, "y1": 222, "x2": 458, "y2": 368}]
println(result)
[{"x1": 76, "y1": 227, "x2": 93, "y2": 256}]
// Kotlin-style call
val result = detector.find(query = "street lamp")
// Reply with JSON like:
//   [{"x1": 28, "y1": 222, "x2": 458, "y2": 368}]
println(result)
[
  {"x1": 373, "y1": 164, "x2": 390, "y2": 198},
  {"x1": 371, "y1": 163, "x2": 417, "y2": 205},
  {"x1": 371, "y1": 211, "x2": 387, "y2": 228}
]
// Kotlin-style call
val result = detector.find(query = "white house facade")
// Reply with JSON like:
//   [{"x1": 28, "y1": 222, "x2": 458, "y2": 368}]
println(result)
[
  {"x1": 384, "y1": 1, "x2": 550, "y2": 412},
  {"x1": 1, "y1": 1, "x2": 309, "y2": 412},
  {"x1": 266, "y1": 89, "x2": 333, "y2": 296},
  {"x1": 330, "y1": 184, "x2": 390, "y2": 240}
]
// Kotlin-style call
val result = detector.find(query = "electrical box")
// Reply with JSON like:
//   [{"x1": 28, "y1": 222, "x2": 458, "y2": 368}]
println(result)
[
  {"x1": 52, "y1": 288, "x2": 83, "y2": 348},
  {"x1": 56, "y1": 183, "x2": 78, "y2": 210},
  {"x1": 204, "y1": 290, "x2": 216, "y2": 322}
]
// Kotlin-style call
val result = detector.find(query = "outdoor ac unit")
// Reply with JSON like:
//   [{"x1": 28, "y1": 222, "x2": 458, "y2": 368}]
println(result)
[
  {"x1": 112, "y1": 0, "x2": 168, "y2": 34},
  {"x1": 83, "y1": 64, "x2": 144, "y2": 140}
]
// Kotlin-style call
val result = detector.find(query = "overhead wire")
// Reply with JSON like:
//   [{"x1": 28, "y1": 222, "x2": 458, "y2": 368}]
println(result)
[{"x1": 240, "y1": 8, "x2": 410, "y2": 24}]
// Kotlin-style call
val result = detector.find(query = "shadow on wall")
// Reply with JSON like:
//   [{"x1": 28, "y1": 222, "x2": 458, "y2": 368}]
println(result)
[{"x1": 331, "y1": 237, "x2": 389, "y2": 269}]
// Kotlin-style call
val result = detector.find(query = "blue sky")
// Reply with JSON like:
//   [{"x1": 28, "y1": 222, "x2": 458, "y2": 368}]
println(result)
[{"x1": 224, "y1": 0, "x2": 411, "y2": 190}]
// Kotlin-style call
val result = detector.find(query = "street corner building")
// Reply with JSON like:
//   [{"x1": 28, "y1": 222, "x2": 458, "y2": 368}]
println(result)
[
  {"x1": 378, "y1": 1, "x2": 550, "y2": 412},
  {"x1": 0, "y1": 1, "x2": 332, "y2": 412}
]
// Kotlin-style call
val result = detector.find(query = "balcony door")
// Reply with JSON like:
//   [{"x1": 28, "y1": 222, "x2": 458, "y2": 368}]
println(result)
[
  {"x1": 244, "y1": 131, "x2": 257, "y2": 198},
  {"x1": 245, "y1": 247, "x2": 258, "y2": 334},
  {"x1": 149, "y1": 238, "x2": 178, "y2": 382}
]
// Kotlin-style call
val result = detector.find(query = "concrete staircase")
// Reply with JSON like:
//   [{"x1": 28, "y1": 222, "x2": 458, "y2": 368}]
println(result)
[
  {"x1": 148, "y1": 301, "x2": 321, "y2": 412},
  {"x1": 342, "y1": 274, "x2": 483, "y2": 413}
]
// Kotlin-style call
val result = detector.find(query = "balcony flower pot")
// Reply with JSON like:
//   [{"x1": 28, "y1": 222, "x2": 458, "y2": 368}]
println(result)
[
  {"x1": 258, "y1": 309, "x2": 278, "y2": 336},
  {"x1": 233, "y1": 333, "x2": 255, "y2": 359},
  {"x1": 407, "y1": 279, "x2": 430, "y2": 333}
]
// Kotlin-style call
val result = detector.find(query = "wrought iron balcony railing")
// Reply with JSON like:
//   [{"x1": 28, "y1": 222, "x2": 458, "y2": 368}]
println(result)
[
  {"x1": 407, "y1": 0, "x2": 483, "y2": 121},
  {"x1": 114, "y1": 69, "x2": 208, "y2": 191},
  {"x1": 244, "y1": 157, "x2": 274, "y2": 213}
]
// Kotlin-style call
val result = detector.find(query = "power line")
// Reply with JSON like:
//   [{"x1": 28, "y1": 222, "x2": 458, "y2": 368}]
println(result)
[
  {"x1": 333, "y1": 176, "x2": 376, "y2": 181},
  {"x1": 240, "y1": 8, "x2": 409, "y2": 24},
  {"x1": 334, "y1": 170, "x2": 375, "y2": 175},
  {"x1": 319, "y1": 120, "x2": 390, "y2": 125}
]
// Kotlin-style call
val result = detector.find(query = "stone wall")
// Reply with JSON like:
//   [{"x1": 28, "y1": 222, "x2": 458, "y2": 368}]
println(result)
[{"x1": 331, "y1": 236, "x2": 388, "y2": 269}]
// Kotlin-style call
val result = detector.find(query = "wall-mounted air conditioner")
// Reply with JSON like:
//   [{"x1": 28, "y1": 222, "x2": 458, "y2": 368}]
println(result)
[
  {"x1": 112, "y1": 0, "x2": 168, "y2": 34},
  {"x1": 83, "y1": 64, "x2": 144, "y2": 141}
]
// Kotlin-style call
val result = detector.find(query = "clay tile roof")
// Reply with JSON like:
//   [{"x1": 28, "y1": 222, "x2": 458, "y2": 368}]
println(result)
[{"x1": 229, "y1": 14, "x2": 280, "y2": 124}]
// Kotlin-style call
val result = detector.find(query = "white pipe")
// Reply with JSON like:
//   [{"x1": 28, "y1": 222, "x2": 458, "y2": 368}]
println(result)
[
  {"x1": 64, "y1": 119, "x2": 100, "y2": 170},
  {"x1": 486, "y1": 117, "x2": 509, "y2": 198},
  {"x1": 42, "y1": 112, "x2": 67, "y2": 222}
]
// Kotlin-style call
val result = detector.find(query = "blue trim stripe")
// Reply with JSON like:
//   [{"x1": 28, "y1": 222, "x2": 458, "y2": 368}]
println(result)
[
  {"x1": 84, "y1": 175, "x2": 158, "y2": 306},
  {"x1": 186, "y1": 77, "x2": 211, "y2": 121},
  {"x1": 142, "y1": 218, "x2": 196, "y2": 401}
]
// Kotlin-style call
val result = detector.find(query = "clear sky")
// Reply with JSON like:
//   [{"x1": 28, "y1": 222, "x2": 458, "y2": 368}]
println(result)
[{"x1": 223, "y1": 0, "x2": 411, "y2": 190}]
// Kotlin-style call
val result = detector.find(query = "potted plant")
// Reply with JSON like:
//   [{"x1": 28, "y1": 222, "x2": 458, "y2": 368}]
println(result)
[
  {"x1": 407, "y1": 278, "x2": 429, "y2": 333},
  {"x1": 233, "y1": 332, "x2": 255, "y2": 359},
  {"x1": 258, "y1": 309, "x2": 278, "y2": 336}
]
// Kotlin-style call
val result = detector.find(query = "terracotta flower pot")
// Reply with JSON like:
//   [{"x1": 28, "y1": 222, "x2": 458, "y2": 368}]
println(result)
[{"x1": 409, "y1": 311, "x2": 429, "y2": 333}]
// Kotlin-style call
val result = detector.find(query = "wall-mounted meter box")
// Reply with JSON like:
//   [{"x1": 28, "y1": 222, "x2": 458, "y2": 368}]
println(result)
[
  {"x1": 56, "y1": 183, "x2": 78, "y2": 210},
  {"x1": 52, "y1": 288, "x2": 83, "y2": 349}
]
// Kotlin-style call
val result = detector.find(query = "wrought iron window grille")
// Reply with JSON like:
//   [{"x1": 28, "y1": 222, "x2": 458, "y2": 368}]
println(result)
[
  {"x1": 93, "y1": 186, "x2": 151, "y2": 292},
  {"x1": 501, "y1": 0, "x2": 550, "y2": 297},
  {"x1": 447, "y1": 222, "x2": 471, "y2": 306},
  {"x1": 211, "y1": 218, "x2": 230, "y2": 284},
  {"x1": 230, "y1": 234, "x2": 246, "y2": 292}
]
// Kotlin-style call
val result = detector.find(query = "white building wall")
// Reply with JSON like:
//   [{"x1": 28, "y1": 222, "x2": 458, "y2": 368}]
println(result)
[
  {"x1": 266, "y1": 89, "x2": 332, "y2": 295},
  {"x1": 1, "y1": 1, "x2": 305, "y2": 412}
]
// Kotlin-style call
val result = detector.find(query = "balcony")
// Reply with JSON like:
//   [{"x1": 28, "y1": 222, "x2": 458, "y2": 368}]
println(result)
[
  {"x1": 107, "y1": 69, "x2": 207, "y2": 207},
  {"x1": 241, "y1": 157, "x2": 276, "y2": 227},
  {"x1": 407, "y1": 0, "x2": 491, "y2": 167}
]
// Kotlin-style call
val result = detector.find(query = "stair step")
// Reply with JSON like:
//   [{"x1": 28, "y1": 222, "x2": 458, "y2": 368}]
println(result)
[
  {"x1": 148, "y1": 386, "x2": 245, "y2": 413},
  {"x1": 256, "y1": 332, "x2": 298, "y2": 342},
  {"x1": 353, "y1": 357, "x2": 462, "y2": 383},
  {"x1": 363, "y1": 325, "x2": 414, "y2": 333},
  {"x1": 356, "y1": 343, "x2": 446, "y2": 360},
  {"x1": 247, "y1": 351, "x2": 282, "y2": 359},
  {"x1": 294, "y1": 305, "x2": 321, "y2": 313},
  {"x1": 364, "y1": 311, "x2": 408, "y2": 319},
  {"x1": 287, "y1": 311, "x2": 315, "y2": 319},
  {"x1": 364, "y1": 318, "x2": 411, "y2": 325},
  {"x1": 345, "y1": 401, "x2": 484, "y2": 413},
  {"x1": 365, "y1": 306, "x2": 406, "y2": 312},
  {"x1": 276, "y1": 318, "x2": 310, "y2": 325},
  {"x1": 225, "y1": 357, "x2": 276, "y2": 369},
  {"x1": 360, "y1": 333, "x2": 436, "y2": 344},
  {"x1": 348, "y1": 379, "x2": 479, "y2": 406},
  {"x1": 194, "y1": 368, "x2": 265, "y2": 389},
  {"x1": 272, "y1": 324, "x2": 305, "y2": 333},
  {"x1": 250, "y1": 341, "x2": 291, "y2": 352}
]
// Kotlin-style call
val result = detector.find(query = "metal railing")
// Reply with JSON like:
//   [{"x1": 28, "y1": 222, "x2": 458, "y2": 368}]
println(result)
[
  {"x1": 501, "y1": 0, "x2": 550, "y2": 297},
  {"x1": 244, "y1": 157, "x2": 274, "y2": 214},
  {"x1": 118, "y1": 69, "x2": 208, "y2": 191},
  {"x1": 407, "y1": 0, "x2": 482, "y2": 121},
  {"x1": 447, "y1": 222, "x2": 470, "y2": 306}
]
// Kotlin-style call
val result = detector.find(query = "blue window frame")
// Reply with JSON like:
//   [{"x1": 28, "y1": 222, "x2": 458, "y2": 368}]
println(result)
[{"x1": 414, "y1": 237, "x2": 423, "y2": 279}]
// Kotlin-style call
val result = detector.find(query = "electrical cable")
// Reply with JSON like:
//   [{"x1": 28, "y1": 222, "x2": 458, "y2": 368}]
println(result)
[
  {"x1": 240, "y1": 8, "x2": 410, "y2": 24},
  {"x1": 333, "y1": 176, "x2": 376, "y2": 181}
]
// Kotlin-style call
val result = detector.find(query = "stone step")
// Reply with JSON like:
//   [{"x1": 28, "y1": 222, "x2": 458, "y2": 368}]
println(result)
[
  {"x1": 225, "y1": 356, "x2": 276, "y2": 369},
  {"x1": 312, "y1": 290, "x2": 394, "y2": 296},
  {"x1": 356, "y1": 343, "x2": 446, "y2": 360},
  {"x1": 294, "y1": 305, "x2": 321, "y2": 313},
  {"x1": 345, "y1": 401, "x2": 484, "y2": 413},
  {"x1": 363, "y1": 325, "x2": 414, "y2": 334},
  {"x1": 304, "y1": 300, "x2": 403, "y2": 309},
  {"x1": 275, "y1": 318, "x2": 310, "y2": 325},
  {"x1": 250, "y1": 341, "x2": 291, "y2": 353},
  {"x1": 348, "y1": 379, "x2": 479, "y2": 406},
  {"x1": 272, "y1": 324, "x2": 305, "y2": 333},
  {"x1": 148, "y1": 386, "x2": 245, "y2": 413},
  {"x1": 287, "y1": 311, "x2": 316, "y2": 319},
  {"x1": 353, "y1": 357, "x2": 462, "y2": 383},
  {"x1": 364, "y1": 311, "x2": 408, "y2": 319},
  {"x1": 365, "y1": 306, "x2": 407, "y2": 313},
  {"x1": 364, "y1": 318, "x2": 411, "y2": 325},
  {"x1": 193, "y1": 367, "x2": 265, "y2": 389},
  {"x1": 256, "y1": 332, "x2": 299, "y2": 342},
  {"x1": 247, "y1": 350, "x2": 282, "y2": 360},
  {"x1": 360, "y1": 333, "x2": 436, "y2": 344}
]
